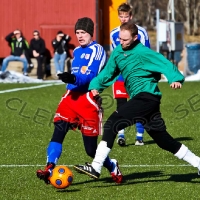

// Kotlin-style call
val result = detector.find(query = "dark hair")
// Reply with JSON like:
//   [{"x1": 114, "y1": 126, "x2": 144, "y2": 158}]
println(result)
[
  {"x1": 120, "y1": 21, "x2": 138, "y2": 37},
  {"x1": 118, "y1": 3, "x2": 132, "y2": 16},
  {"x1": 33, "y1": 30, "x2": 40, "y2": 35},
  {"x1": 57, "y1": 30, "x2": 63, "y2": 34}
]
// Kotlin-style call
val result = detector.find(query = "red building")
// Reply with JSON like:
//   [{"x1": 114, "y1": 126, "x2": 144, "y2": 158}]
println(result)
[
  {"x1": 0, "y1": 0, "x2": 122, "y2": 60},
  {"x1": 0, "y1": 0, "x2": 100, "y2": 59}
]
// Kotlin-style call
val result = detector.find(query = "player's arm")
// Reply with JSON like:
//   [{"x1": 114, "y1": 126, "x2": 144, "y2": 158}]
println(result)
[
  {"x1": 142, "y1": 49, "x2": 185, "y2": 84},
  {"x1": 58, "y1": 45, "x2": 106, "y2": 85},
  {"x1": 72, "y1": 45, "x2": 107, "y2": 86},
  {"x1": 89, "y1": 51, "x2": 120, "y2": 93}
]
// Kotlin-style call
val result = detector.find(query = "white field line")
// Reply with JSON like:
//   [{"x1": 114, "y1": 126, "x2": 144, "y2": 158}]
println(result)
[
  {"x1": 0, "y1": 82, "x2": 63, "y2": 94},
  {"x1": 0, "y1": 164, "x2": 191, "y2": 168}
]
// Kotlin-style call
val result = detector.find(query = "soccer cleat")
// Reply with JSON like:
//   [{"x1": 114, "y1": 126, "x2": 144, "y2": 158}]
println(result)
[
  {"x1": 73, "y1": 163, "x2": 100, "y2": 179},
  {"x1": 135, "y1": 140, "x2": 144, "y2": 146},
  {"x1": 36, "y1": 162, "x2": 55, "y2": 184},
  {"x1": 117, "y1": 137, "x2": 126, "y2": 146},
  {"x1": 110, "y1": 159, "x2": 123, "y2": 183}
]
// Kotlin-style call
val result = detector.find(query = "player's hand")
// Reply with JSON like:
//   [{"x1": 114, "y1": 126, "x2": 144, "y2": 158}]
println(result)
[
  {"x1": 57, "y1": 72, "x2": 76, "y2": 84},
  {"x1": 91, "y1": 89, "x2": 99, "y2": 96},
  {"x1": 94, "y1": 95, "x2": 102, "y2": 106},
  {"x1": 170, "y1": 82, "x2": 182, "y2": 89},
  {"x1": 93, "y1": 95, "x2": 103, "y2": 113}
]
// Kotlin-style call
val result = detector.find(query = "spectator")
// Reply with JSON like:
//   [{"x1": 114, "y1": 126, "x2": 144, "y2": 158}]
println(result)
[
  {"x1": 1, "y1": 29, "x2": 29, "y2": 76},
  {"x1": 52, "y1": 31, "x2": 71, "y2": 75},
  {"x1": 29, "y1": 30, "x2": 46, "y2": 80}
]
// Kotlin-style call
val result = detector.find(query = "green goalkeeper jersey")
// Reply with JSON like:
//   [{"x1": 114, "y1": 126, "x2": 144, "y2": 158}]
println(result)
[{"x1": 89, "y1": 41, "x2": 185, "y2": 98}]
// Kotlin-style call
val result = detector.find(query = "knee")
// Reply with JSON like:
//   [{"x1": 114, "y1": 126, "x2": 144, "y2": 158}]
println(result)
[
  {"x1": 3, "y1": 57, "x2": 10, "y2": 63},
  {"x1": 51, "y1": 120, "x2": 70, "y2": 144}
]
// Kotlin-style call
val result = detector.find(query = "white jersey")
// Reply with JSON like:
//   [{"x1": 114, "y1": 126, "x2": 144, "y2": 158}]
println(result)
[{"x1": 110, "y1": 24, "x2": 150, "y2": 50}]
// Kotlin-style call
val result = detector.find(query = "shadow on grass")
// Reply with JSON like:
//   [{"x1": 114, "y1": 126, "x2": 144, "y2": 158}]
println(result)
[
  {"x1": 72, "y1": 170, "x2": 200, "y2": 188},
  {"x1": 125, "y1": 136, "x2": 194, "y2": 147},
  {"x1": 56, "y1": 189, "x2": 80, "y2": 193}
]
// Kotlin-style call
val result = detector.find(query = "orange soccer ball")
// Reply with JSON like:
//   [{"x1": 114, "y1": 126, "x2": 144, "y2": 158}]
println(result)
[{"x1": 49, "y1": 165, "x2": 73, "y2": 189}]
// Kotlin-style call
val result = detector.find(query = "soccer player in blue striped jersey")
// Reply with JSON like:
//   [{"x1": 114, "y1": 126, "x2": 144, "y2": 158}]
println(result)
[
  {"x1": 110, "y1": 2, "x2": 150, "y2": 146},
  {"x1": 36, "y1": 17, "x2": 123, "y2": 184}
]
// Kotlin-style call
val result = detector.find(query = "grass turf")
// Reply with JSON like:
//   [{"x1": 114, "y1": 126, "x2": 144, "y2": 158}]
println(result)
[{"x1": 0, "y1": 82, "x2": 200, "y2": 200}]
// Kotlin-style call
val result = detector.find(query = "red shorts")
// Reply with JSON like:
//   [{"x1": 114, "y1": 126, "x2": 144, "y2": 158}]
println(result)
[
  {"x1": 113, "y1": 81, "x2": 129, "y2": 98},
  {"x1": 54, "y1": 90, "x2": 102, "y2": 136}
]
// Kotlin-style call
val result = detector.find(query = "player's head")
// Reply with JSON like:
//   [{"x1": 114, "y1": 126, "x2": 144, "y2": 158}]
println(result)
[
  {"x1": 118, "y1": 3, "x2": 132, "y2": 24},
  {"x1": 75, "y1": 17, "x2": 94, "y2": 47},
  {"x1": 119, "y1": 21, "x2": 138, "y2": 50}
]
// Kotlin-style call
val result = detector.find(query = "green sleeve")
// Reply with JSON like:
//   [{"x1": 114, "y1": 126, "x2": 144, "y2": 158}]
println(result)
[
  {"x1": 89, "y1": 51, "x2": 120, "y2": 92},
  {"x1": 24, "y1": 40, "x2": 29, "y2": 49},
  {"x1": 142, "y1": 50, "x2": 185, "y2": 84}
]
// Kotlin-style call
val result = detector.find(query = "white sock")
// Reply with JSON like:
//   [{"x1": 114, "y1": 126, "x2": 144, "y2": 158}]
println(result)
[
  {"x1": 175, "y1": 144, "x2": 200, "y2": 168},
  {"x1": 118, "y1": 129, "x2": 124, "y2": 135},
  {"x1": 92, "y1": 141, "x2": 111, "y2": 173}
]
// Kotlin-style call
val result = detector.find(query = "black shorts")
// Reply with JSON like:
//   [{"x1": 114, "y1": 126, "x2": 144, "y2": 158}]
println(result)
[{"x1": 116, "y1": 92, "x2": 165, "y2": 132}]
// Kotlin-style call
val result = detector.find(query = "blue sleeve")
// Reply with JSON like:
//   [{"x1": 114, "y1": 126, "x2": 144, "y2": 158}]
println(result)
[
  {"x1": 138, "y1": 27, "x2": 151, "y2": 49},
  {"x1": 73, "y1": 45, "x2": 106, "y2": 86},
  {"x1": 110, "y1": 30, "x2": 120, "y2": 50}
]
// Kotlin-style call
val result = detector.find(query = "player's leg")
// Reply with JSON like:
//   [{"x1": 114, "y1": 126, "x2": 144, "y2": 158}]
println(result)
[
  {"x1": 73, "y1": 92, "x2": 123, "y2": 182},
  {"x1": 36, "y1": 120, "x2": 71, "y2": 184},
  {"x1": 73, "y1": 93, "x2": 157, "y2": 178},
  {"x1": 36, "y1": 91, "x2": 75, "y2": 184},
  {"x1": 113, "y1": 80, "x2": 128, "y2": 147},
  {"x1": 135, "y1": 122, "x2": 145, "y2": 145},
  {"x1": 74, "y1": 134, "x2": 122, "y2": 183},
  {"x1": 116, "y1": 98, "x2": 127, "y2": 146},
  {"x1": 146, "y1": 104, "x2": 200, "y2": 174}
]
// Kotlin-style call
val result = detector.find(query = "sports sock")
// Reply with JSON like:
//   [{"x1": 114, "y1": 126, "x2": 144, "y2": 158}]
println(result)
[
  {"x1": 47, "y1": 141, "x2": 62, "y2": 164},
  {"x1": 103, "y1": 157, "x2": 113, "y2": 172},
  {"x1": 92, "y1": 141, "x2": 111, "y2": 173},
  {"x1": 135, "y1": 122, "x2": 144, "y2": 140},
  {"x1": 136, "y1": 132, "x2": 143, "y2": 140},
  {"x1": 174, "y1": 144, "x2": 200, "y2": 168},
  {"x1": 118, "y1": 129, "x2": 125, "y2": 138}
]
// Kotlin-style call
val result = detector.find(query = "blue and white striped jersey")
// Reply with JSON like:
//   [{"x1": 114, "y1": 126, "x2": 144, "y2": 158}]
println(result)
[
  {"x1": 110, "y1": 25, "x2": 150, "y2": 49},
  {"x1": 110, "y1": 24, "x2": 151, "y2": 81},
  {"x1": 67, "y1": 41, "x2": 106, "y2": 92}
]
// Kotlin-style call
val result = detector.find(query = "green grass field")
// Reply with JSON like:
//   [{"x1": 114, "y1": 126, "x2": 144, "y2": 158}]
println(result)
[{"x1": 0, "y1": 82, "x2": 200, "y2": 200}]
